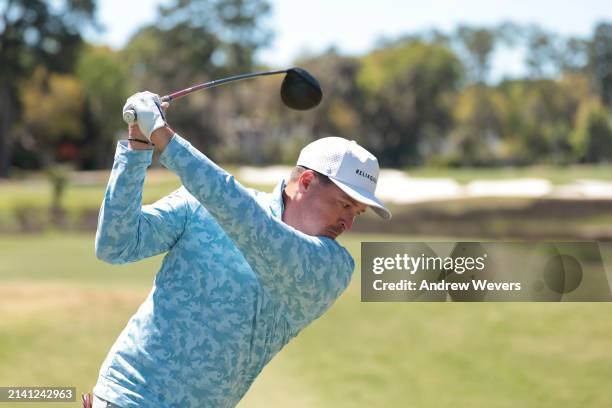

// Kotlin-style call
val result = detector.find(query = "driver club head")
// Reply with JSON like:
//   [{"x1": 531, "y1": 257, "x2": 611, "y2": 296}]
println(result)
[{"x1": 280, "y1": 68, "x2": 323, "y2": 110}]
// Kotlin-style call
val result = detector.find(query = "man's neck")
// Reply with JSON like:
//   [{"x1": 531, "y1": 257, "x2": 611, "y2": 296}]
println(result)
[{"x1": 281, "y1": 182, "x2": 298, "y2": 225}]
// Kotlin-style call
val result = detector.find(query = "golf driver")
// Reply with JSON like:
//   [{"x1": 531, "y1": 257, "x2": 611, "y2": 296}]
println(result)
[{"x1": 123, "y1": 67, "x2": 322, "y2": 125}]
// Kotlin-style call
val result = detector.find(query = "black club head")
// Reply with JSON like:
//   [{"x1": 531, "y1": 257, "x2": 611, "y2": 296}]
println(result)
[{"x1": 280, "y1": 68, "x2": 323, "y2": 110}]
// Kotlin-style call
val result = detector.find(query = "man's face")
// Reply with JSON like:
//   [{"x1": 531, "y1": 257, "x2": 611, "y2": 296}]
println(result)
[{"x1": 293, "y1": 171, "x2": 368, "y2": 239}]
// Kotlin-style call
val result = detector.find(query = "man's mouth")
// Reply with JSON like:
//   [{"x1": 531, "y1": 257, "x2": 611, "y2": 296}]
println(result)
[{"x1": 326, "y1": 225, "x2": 345, "y2": 238}]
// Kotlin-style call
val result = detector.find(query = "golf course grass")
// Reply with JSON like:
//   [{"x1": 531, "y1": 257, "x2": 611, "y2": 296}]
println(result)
[
  {"x1": 406, "y1": 164, "x2": 612, "y2": 185},
  {"x1": 1, "y1": 232, "x2": 611, "y2": 407}
]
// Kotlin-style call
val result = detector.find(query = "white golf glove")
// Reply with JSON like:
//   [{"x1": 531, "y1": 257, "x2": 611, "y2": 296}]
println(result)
[{"x1": 122, "y1": 91, "x2": 167, "y2": 141}]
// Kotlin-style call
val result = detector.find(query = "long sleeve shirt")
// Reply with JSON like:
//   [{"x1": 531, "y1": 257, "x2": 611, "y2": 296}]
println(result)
[{"x1": 93, "y1": 134, "x2": 355, "y2": 408}]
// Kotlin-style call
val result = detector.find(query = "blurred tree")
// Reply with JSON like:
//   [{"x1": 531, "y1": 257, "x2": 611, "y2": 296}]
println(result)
[
  {"x1": 121, "y1": 0, "x2": 272, "y2": 159},
  {"x1": 293, "y1": 50, "x2": 364, "y2": 141},
  {"x1": 492, "y1": 74, "x2": 591, "y2": 164},
  {"x1": 588, "y1": 23, "x2": 612, "y2": 107},
  {"x1": 495, "y1": 21, "x2": 522, "y2": 48},
  {"x1": 18, "y1": 67, "x2": 85, "y2": 165},
  {"x1": 442, "y1": 23, "x2": 518, "y2": 165},
  {"x1": 158, "y1": 0, "x2": 272, "y2": 72},
  {"x1": 358, "y1": 40, "x2": 463, "y2": 166},
  {"x1": 523, "y1": 25, "x2": 590, "y2": 79},
  {"x1": 571, "y1": 98, "x2": 612, "y2": 162},
  {"x1": 454, "y1": 25, "x2": 496, "y2": 84},
  {"x1": 557, "y1": 37, "x2": 589, "y2": 75},
  {"x1": 446, "y1": 86, "x2": 503, "y2": 166},
  {"x1": 0, "y1": 0, "x2": 97, "y2": 177},
  {"x1": 524, "y1": 26, "x2": 559, "y2": 79},
  {"x1": 76, "y1": 45, "x2": 128, "y2": 169},
  {"x1": 45, "y1": 163, "x2": 71, "y2": 225}
]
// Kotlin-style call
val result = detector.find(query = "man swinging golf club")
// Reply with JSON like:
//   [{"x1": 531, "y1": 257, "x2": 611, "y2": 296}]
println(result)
[{"x1": 92, "y1": 91, "x2": 391, "y2": 407}]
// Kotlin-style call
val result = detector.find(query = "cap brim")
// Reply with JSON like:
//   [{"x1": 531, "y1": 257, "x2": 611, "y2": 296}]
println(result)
[{"x1": 329, "y1": 178, "x2": 392, "y2": 220}]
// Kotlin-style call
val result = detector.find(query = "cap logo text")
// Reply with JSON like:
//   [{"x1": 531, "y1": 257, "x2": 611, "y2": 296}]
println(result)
[{"x1": 355, "y1": 169, "x2": 377, "y2": 183}]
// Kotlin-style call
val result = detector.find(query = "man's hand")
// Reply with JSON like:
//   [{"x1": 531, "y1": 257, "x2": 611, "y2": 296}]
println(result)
[
  {"x1": 126, "y1": 98, "x2": 173, "y2": 151},
  {"x1": 123, "y1": 92, "x2": 167, "y2": 141}
]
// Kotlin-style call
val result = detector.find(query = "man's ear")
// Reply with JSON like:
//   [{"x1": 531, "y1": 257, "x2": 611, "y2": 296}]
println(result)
[{"x1": 298, "y1": 170, "x2": 316, "y2": 192}]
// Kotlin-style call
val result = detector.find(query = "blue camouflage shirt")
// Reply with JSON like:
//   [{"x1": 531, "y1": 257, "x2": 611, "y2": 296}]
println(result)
[{"x1": 93, "y1": 134, "x2": 355, "y2": 408}]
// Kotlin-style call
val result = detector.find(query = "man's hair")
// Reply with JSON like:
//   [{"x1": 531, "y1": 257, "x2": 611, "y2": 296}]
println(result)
[{"x1": 289, "y1": 165, "x2": 332, "y2": 184}]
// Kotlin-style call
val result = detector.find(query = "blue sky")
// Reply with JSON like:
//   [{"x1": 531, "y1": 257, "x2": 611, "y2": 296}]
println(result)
[{"x1": 86, "y1": 0, "x2": 612, "y2": 76}]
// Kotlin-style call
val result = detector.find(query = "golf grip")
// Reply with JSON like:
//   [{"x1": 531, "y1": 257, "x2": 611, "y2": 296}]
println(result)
[{"x1": 123, "y1": 95, "x2": 171, "y2": 125}]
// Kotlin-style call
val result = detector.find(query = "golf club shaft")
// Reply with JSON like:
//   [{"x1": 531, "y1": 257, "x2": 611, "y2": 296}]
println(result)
[{"x1": 123, "y1": 69, "x2": 288, "y2": 125}]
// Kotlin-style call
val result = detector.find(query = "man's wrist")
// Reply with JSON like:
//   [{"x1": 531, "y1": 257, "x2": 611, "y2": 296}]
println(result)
[
  {"x1": 115, "y1": 140, "x2": 154, "y2": 166},
  {"x1": 127, "y1": 138, "x2": 154, "y2": 150},
  {"x1": 150, "y1": 126, "x2": 175, "y2": 151}
]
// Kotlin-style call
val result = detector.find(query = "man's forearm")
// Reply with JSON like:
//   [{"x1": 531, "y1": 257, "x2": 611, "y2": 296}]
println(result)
[{"x1": 95, "y1": 143, "x2": 153, "y2": 263}]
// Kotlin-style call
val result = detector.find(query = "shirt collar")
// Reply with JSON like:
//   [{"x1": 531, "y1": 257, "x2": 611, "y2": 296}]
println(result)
[{"x1": 270, "y1": 179, "x2": 286, "y2": 219}]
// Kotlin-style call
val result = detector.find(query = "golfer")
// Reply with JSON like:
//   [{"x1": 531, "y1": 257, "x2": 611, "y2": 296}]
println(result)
[{"x1": 92, "y1": 92, "x2": 391, "y2": 408}]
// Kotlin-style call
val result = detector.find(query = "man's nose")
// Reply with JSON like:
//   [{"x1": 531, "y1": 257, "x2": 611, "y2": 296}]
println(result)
[{"x1": 341, "y1": 215, "x2": 355, "y2": 231}]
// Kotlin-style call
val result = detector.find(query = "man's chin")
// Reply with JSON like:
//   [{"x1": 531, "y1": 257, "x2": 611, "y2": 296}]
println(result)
[
  {"x1": 322, "y1": 228, "x2": 344, "y2": 240},
  {"x1": 292, "y1": 225, "x2": 342, "y2": 239}
]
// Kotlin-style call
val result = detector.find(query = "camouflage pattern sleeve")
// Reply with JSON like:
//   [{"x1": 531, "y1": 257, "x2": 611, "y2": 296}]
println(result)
[
  {"x1": 95, "y1": 141, "x2": 191, "y2": 264},
  {"x1": 159, "y1": 134, "x2": 355, "y2": 328}
]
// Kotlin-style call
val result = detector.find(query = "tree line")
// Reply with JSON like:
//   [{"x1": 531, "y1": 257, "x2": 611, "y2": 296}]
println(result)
[{"x1": 1, "y1": 0, "x2": 611, "y2": 177}]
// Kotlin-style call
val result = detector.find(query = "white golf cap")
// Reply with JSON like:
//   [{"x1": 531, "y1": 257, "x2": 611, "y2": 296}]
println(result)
[{"x1": 297, "y1": 136, "x2": 391, "y2": 220}]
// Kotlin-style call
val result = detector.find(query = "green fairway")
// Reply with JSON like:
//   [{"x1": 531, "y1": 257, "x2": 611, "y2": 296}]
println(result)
[{"x1": 1, "y1": 232, "x2": 611, "y2": 407}]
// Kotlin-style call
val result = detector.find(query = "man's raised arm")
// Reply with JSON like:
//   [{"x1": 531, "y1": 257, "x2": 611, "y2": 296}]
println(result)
[{"x1": 95, "y1": 136, "x2": 191, "y2": 265}]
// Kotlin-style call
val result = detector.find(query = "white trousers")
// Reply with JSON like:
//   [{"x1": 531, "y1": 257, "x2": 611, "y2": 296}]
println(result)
[{"x1": 93, "y1": 394, "x2": 122, "y2": 408}]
